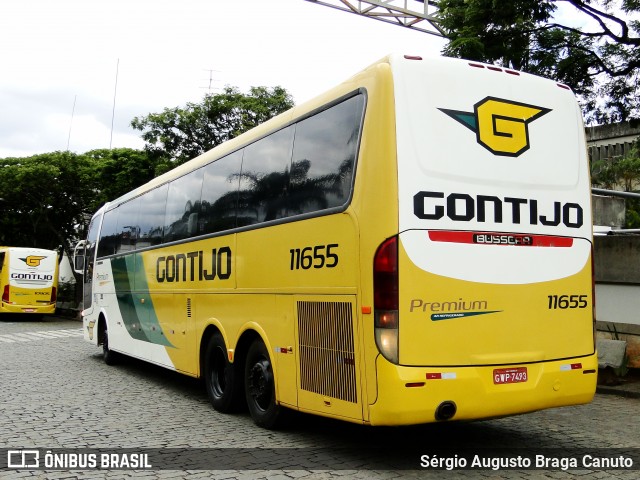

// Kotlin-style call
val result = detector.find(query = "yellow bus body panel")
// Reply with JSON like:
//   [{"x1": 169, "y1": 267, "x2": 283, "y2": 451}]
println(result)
[
  {"x1": 370, "y1": 353, "x2": 597, "y2": 426},
  {"x1": 398, "y1": 243, "x2": 595, "y2": 366}
]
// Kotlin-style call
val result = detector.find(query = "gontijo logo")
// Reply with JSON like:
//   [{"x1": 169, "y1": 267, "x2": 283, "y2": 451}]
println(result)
[
  {"x1": 439, "y1": 97, "x2": 551, "y2": 157},
  {"x1": 20, "y1": 255, "x2": 47, "y2": 267}
]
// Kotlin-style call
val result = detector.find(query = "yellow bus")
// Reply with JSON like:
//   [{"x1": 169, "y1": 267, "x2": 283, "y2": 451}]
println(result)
[
  {"x1": 0, "y1": 246, "x2": 59, "y2": 316},
  {"x1": 75, "y1": 54, "x2": 597, "y2": 428}
]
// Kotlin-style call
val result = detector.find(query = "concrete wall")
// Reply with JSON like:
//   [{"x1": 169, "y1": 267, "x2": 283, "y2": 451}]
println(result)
[
  {"x1": 594, "y1": 235, "x2": 640, "y2": 284},
  {"x1": 586, "y1": 121, "x2": 640, "y2": 144},
  {"x1": 592, "y1": 195, "x2": 626, "y2": 228},
  {"x1": 594, "y1": 234, "x2": 640, "y2": 367},
  {"x1": 583, "y1": 123, "x2": 640, "y2": 368}
]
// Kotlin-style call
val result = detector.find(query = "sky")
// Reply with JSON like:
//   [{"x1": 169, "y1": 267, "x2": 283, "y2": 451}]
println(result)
[{"x1": 0, "y1": 0, "x2": 447, "y2": 158}]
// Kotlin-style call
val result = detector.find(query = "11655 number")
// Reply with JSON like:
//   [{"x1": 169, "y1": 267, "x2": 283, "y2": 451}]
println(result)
[
  {"x1": 547, "y1": 294, "x2": 588, "y2": 309},
  {"x1": 290, "y1": 244, "x2": 339, "y2": 270}
]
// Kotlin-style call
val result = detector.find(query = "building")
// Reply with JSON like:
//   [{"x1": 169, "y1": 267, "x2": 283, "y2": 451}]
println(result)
[{"x1": 586, "y1": 121, "x2": 640, "y2": 163}]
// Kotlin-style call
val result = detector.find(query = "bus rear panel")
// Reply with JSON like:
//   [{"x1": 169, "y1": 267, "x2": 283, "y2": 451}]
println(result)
[
  {"x1": 369, "y1": 56, "x2": 596, "y2": 425},
  {"x1": 0, "y1": 247, "x2": 59, "y2": 315}
]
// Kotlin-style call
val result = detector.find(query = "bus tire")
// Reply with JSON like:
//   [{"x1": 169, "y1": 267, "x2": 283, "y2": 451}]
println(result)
[
  {"x1": 244, "y1": 339, "x2": 284, "y2": 429},
  {"x1": 204, "y1": 332, "x2": 242, "y2": 413},
  {"x1": 102, "y1": 322, "x2": 119, "y2": 366}
]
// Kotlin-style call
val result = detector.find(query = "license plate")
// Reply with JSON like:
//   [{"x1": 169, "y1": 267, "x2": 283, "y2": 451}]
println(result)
[
  {"x1": 23, "y1": 308, "x2": 36, "y2": 313},
  {"x1": 493, "y1": 367, "x2": 528, "y2": 384}
]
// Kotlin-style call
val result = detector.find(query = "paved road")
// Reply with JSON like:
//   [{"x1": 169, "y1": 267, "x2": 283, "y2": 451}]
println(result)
[{"x1": 0, "y1": 316, "x2": 638, "y2": 479}]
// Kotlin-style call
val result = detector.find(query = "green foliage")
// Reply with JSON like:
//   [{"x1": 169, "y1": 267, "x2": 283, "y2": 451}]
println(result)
[
  {"x1": 440, "y1": 0, "x2": 555, "y2": 70},
  {"x1": 437, "y1": 0, "x2": 640, "y2": 123},
  {"x1": 0, "y1": 152, "x2": 90, "y2": 252},
  {"x1": 592, "y1": 144, "x2": 640, "y2": 191},
  {"x1": 625, "y1": 198, "x2": 640, "y2": 228},
  {"x1": 131, "y1": 86, "x2": 294, "y2": 169},
  {"x1": 0, "y1": 148, "x2": 160, "y2": 259},
  {"x1": 84, "y1": 148, "x2": 163, "y2": 204}
]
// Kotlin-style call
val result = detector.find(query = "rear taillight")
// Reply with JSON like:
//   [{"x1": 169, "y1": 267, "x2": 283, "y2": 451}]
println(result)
[
  {"x1": 2, "y1": 285, "x2": 9, "y2": 303},
  {"x1": 51, "y1": 286, "x2": 57, "y2": 303},
  {"x1": 374, "y1": 236, "x2": 399, "y2": 364}
]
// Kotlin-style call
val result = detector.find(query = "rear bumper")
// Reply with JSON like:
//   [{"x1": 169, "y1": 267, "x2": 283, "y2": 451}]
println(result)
[
  {"x1": 0, "y1": 303, "x2": 56, "y2": 314},
  {"x1": 369, "y1": 353, "x2": 598, "y2": 426}
]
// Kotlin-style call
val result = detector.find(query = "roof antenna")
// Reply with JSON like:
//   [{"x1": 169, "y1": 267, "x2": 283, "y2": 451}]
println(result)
[
  {"x1": 66, "y1": 94, "x2": 77, "y2": 151},
  {"x1": 109, "y1": 58, "x2": 120, "y2": 149}
]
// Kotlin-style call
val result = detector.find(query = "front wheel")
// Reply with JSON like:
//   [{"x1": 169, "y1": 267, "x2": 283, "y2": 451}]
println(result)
[
  {"x1": 204, "y1": 332, "x2": 242, "y2": 413},
  {"x1": 101, "y1": 321, "x2": 119, "y2": 366},
  {"x1": 244, "y1": 339, "x2": 284, "y2": 429}
]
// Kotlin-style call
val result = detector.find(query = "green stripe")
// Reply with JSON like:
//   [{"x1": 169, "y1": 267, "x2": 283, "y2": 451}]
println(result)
[{"x1": 111, "y1": 254, "x2": 174, "y2": 347}]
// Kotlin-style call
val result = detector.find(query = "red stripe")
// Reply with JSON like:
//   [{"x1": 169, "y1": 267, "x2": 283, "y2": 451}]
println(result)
[{"x1": 428, "y1": 231, "x2": 573, "y2": 247}]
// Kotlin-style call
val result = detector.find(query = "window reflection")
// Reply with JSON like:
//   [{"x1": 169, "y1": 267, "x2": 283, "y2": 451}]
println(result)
[
  {"x1": 289, "y1": 95, "x2": 363, "y2": 215},
  {"x1": 115, "y1": 198, "x2": 140, "y2": 254},
  {"x1": 138, "y1": 184, "x2": 168, "y2": 248},
  {"x1": 97, "y1": 208, "x2": 119, "y2": 258},
  {"x1": 237, "y1": 126, "x2": 294, "y2": 226},
  {"x1": 200, "y1": 150, "x2": 243, "y2": 234},
  {"x1": 163, "y1": 170, "x2": 204, "y2": 242},
  {"x1": 96, "y1": 93, "x2": 365, "y2": 258}
]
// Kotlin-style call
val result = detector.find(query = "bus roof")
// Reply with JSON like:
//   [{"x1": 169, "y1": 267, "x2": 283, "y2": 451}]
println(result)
[{"x1": 105, "y1": 54, "x2": 575, "y2": 211}]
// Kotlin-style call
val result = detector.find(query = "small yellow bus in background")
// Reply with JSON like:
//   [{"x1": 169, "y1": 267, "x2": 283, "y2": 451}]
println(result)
[
  {"x1": 0, "y1": 247, "x2": 59, "y2": 316},
  {"x1": 75, "y1": 54, "x2": 597, "y2": 429}
]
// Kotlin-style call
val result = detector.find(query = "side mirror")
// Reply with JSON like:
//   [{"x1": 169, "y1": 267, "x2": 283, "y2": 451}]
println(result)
[{"x1": 73, "y1": 240, "x2": 86, "y2": 274}]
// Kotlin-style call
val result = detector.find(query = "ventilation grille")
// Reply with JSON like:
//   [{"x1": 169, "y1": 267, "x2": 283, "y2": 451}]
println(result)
[
  {"x1": 297, "y1": 301, "x2": 357, "y2": 403},
  {"x1": 186, "y1": 297, "x2": 192, "y2": 318}
]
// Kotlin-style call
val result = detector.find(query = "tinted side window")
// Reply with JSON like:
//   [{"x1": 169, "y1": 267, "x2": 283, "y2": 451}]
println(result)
[
  {"x1": 97, "y1": 208, "x2": 119, "y2": 258},
  {"x1": 163, "y1": 170, "x2": 204, "y2": 242},
  {"x1": 115, "y1": 198, "x2": 140, "y2": 254},
  {"x1": 200, "y1": 150, "x2": 243, "y2": 234},
  {"x1": 83, "y1": 212, "x2": 102, "y2": 308},
  {"x1": 138, "y1": 184, "x2": 168, "y2": 248},
  {"x1": 237, "y1": 126, "x2": 294, "y2": 226},
  {"x1": 289, "y1": 94, "x2": 364, "y2": 215}
]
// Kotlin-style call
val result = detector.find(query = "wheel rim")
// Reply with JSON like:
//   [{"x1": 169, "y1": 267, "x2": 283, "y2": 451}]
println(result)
[
  {"x1": 210, "y1": 346, "x2": 227, "y2": 397},
  {"x1": 248, "y1": 357, "x2": 273, "y2": 412}
]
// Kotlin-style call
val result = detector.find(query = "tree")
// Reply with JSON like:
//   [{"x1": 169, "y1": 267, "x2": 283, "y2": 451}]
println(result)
[
  {"x1": 437, "y1": 0, "x2": 640, "y2": 124},
  {"x1": 0, "y1": 148, "x2": 163, "y2": 309},
  {"x1": 0, "y1": 152, "x2": 94, "y2": 255},
  {"x1": 84, "y1": 148, "x2": 164, "y2": 204},
  {"x1": 131, "y1": 86, "x2": 295, "y2": 170},
  {"x1": 0, "y1": 148, "x2": 158, "y2": 260}
]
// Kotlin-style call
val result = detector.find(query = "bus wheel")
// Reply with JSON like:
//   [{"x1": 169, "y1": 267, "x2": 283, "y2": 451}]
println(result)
[
  {"x1": 244, "y1": 339, "x2": 283, "y2": 429},
  {"x1": 101, "y1": 322, "x2": 119, "y2": 366},
  {"x1": 204, "y1": 332, "x2": 242, "y2": 413}
]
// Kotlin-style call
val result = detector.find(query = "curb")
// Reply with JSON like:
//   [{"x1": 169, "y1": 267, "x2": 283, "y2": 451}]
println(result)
[{"x1": 596, "y1": 386, "x2": 640, "y2": 399}]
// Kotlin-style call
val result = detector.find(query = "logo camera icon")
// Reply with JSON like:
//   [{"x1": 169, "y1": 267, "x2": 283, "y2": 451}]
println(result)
[{"x1": 7, "y1": 450, "x2": 40, "y2": 468}]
